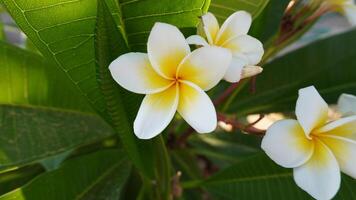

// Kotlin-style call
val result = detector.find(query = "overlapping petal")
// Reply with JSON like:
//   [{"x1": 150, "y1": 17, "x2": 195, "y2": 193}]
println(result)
[
  {"x1": 293, "y1": 139, "x2": 340, "y2": 200},
  {"x1": 296, "y1": 86, "x2": 329, "y2": 137},
  {"x1": 177, "y1": 47, "x2": 232, "y2": 91},
  {"x1": 319, "y1": 135, "x2": 356, "y2": 178},
  {"x1": 215, "y1": 11, "x2": 252, "y2": 45},
  {"x1": 222, "y1": 35, "x2": 264, "y2": 65},
  {"x1": 186, "y1": 35, "x2": 209, "y2": 46},
  {"x1": 147, "y1": 23, "x2": 190, "y2": 79},
  {"x1": 316, "y1": 115, "x2": 356, "y2": 140},
  {"x1": 201, "y1": 12, "x2": 220, "y2": 44},
  {"x1": 177, "y1": 81, "x2": 217, "y2": 133},
  {"x1": 338, "y1": 94, "x2": 356, "y2": 115},
  {"x1": 134, "y1": 85, "x2": 179, "y2": 139},
  {"x1": 261, "y1": 120, "x2": 314, "y2": 168},
  {"x1": 223, "y1": 56, "x2": 248, "y2": 83},
  {"x1": 109, "y1": 53, "x2": 173, "y2": 94}
]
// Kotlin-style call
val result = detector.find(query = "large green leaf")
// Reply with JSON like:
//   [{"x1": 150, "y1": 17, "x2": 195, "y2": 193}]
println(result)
[
  {"x1": 228, "y1": 29, "x2": 356, "y2": 115},
  {"x1": 0, "y1": 37, "x2": 92, "y2": 112},
  {"x1": 0, "y1": 41, "x2": 114, "y2": 170},
  {"x1": 209, "y1": 0, "x2": 269, "y2": 23},
  {"x1": 0, "y1": 149, "x2": 131, "y2": 200},
  {"x1": 2, "y1": 0, "x2": 210, "y2": 119},
  {"x1": 0, "y1": 104, "x2": 115, "y2": 170},
  {"x1": 203, "y1": 154, "x2": 356, "y2": 200}
]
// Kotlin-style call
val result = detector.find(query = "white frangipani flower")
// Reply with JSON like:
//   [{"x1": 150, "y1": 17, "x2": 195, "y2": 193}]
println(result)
[
  {"x1": 338, "y1": 93, "x2": 356, "y2": 115},
  {"x1": 324, "y1": 0, "x2": 356, "y2": 25},
  {"x1": 109, "y1": 23, "x2": 232, "y2": 139},
  {"x1": 186, "y1": 11, "x2": 264, "y2": 83},
  {"x1": 262, "y1": 86, "x2": 356, "y2": 200}
]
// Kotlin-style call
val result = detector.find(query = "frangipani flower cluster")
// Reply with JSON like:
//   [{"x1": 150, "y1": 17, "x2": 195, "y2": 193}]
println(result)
[
  {"x1": 109, "y1": 11, "x2": 263, "y2": 139},
  {"x1": 323, "y1": 0, "x2": 356, "y2": 25},
  {"x1": 262, "y1": 86, "x2": 356, "y2": 200},
  {"x1": 187, "y1": 11, "x2": 264, "y2": 83}
]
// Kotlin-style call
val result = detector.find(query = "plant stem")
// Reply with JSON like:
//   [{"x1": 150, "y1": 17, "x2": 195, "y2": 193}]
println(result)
[
  {"x1": 176, "y1": 127, "x2": 194, "y2": 147},
  {"x1": 214, "y1": 80, "x2": 243, "y2": 106}
]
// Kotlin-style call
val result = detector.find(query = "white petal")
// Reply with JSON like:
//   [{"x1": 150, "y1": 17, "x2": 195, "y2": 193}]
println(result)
[
  {"x1": 147, "y1": 23, "x2": 190, "y2": 79},
  {"x1": 338, "y1": 93, "x2": 356, "y2": 115},
  {"x1": 201, "y1": 12, "x2": 220, "y2": 44},
  {"x1": 316, "y1": 115, "x2": 356, "y2": 141},
  {"x1": 293, "y1": 139, "x2": 340, "y2": 200},
  {"x1": 319, "y1": 135, "x2": 356, "y2": 179},
  {"x1": 186, "y1": 35, "x2": 209, "y2": 46},
  {"x1": 177, "y1": 46, "x2": 232, "y2": 91},
  {"x1": 261, "y1": 120, "x2": 314, "y2": 168},
  {"x1": 177, "y1": 81, "x2": 217, "y2": 133},
  {"x1": 109, "y1": 53, "x2": 173, "y2": 94},
  {"x1": 215, "y1": 11, "x2": 252, "y2": 45},
  {"x1": 296, "y1": 86, "x2": 329, "y2": 137},
  {"x1": 222, "y1": 35, "x2": 264, "y2": 65},
  {"x1": 343, "y1": 5, "x2": 356, "y2": 26},
  {"x1": 223, "y1": 56, "x2": 248, "y2": 83},
  {"x1": 134, "y1": 85, "x2": 178, "y2": 139}
]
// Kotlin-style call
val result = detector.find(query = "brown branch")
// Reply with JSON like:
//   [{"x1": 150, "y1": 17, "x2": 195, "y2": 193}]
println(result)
[
  {"x1": 246, "y1": 114, "x2": 265, "y2": 127},
  {"x1": 217, "y1": 113, "x2": 266, "y2": 136},
  {"x1": 214, "y1": 80, "x2": 243, "y2": 106},
  {"x1": 249, "y1": 76, "x2": 257, "y2": 94}
]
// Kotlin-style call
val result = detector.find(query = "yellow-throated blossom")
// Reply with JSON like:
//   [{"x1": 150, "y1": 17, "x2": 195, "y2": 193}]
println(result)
[
  {"x1": 262, "y1": 86, "x2": 356, "y2": 200},
  {"x1": 109, "y1": 23, "x2": 231, "y2": 139},
  {"x1": 186, "y1": 11, "x2": 264, "y2": 83},
  {"x1": 324, "y1": 0, "x2": 356, "y2": 25},
  {"x1": 338, "y1": 93, "x2": 356, "y2": 115}
]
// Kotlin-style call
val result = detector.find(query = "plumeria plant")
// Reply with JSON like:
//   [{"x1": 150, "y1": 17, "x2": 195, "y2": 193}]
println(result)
[{"x1": 0, "y1": 0, "x2": 355, "y2": 199}]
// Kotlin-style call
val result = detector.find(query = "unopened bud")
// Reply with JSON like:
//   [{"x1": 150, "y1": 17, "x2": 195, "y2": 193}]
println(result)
[{"x1": 241, "y1": 66, "x2": 263, "y2": 79}]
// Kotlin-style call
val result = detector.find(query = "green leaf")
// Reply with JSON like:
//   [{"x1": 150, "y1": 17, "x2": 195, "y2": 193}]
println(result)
[
  {"x1": 189, "y1": 132, "x2": 261, "y2": 167},
  {"x1": 2, "y1": 0, "x2": 210, "y2": 119},
  {"x1": 0, "y1": 149, "x2": 131, "y2": 200},
  {"x1": 0, "y1": 165, "x2": 44, "y2": 195},
  {"x1": 209, "y1": 0, "x2": 269, "y2": 23},
  {"x1": 0, "y1": 104, "x2": 115, "y2": 170},
  {"x1": 250, "y1": 0, "x2": 291, "y2": 42},
  {"x1": 171, "y1": 149, "x2": 203, "y2": 180},
  {"x1": 0, "y1": 38, "x2": 93, "y2": 112},
  {"x1": 0, "y1": 40, "x2": 114, "y2": 171},
  {"x1": 203, "y1": 154, "x2": 356, "y2": 200},
  {"x1": 2, "y1": 0, "x2": 108, "y2": 117},
  {"x1": 228, "y1": 29, "x2": 356, "y2": 115},
  {"x1": 0, "y1": 22, "x2": 5, "y2": 40}
]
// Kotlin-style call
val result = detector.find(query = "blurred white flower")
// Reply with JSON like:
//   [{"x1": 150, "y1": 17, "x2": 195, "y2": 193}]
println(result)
[
  {"x1": 186, "y1": 11, "x2": 264, "y2": 83},
  {"x1": 109, "y1": 23, "x2": 231, "y2": 139},
  {"x1": 324, "y1": 0, "x2": 356, "y2": 25},
  {"x1": 262, "y1": 86, "x2": 356, "y2": 200},
  {"x1": 338, "y1": 93, "x2": 356, "y2": 115}
]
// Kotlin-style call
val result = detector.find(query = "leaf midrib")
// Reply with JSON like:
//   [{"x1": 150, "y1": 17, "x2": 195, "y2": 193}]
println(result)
[
  {"x1": 205, "y1": 172, "x2": 292, "y2": 185},
  {"x1": 75, "y1": 159, "x2": 126, "y2": 199}
]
